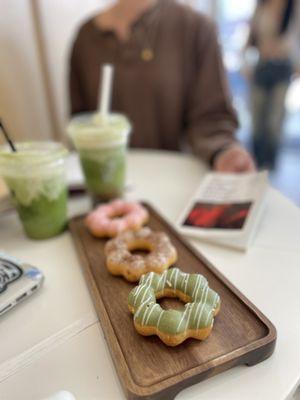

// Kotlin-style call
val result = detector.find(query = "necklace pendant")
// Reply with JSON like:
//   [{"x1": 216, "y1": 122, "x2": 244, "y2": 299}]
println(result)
[{"x1": 141, "y1": 48, "x2": 154, "y2": 62}]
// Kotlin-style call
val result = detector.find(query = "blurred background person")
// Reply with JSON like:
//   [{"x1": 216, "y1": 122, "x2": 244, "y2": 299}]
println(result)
[
  {"x1": 244, "y1": 0, "x2": 300, "y2": 169},
  {"x1": 69, "y1": 0, "x2": 255, "y2": 173}
]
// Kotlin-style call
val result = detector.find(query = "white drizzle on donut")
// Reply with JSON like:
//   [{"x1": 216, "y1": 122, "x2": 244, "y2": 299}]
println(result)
[
  {"x1": 105, "y1": 228, "x2": 177, "y2": 281},
  {"x1": 128, "y1": 268, "x2": 220, "y2": 334}
]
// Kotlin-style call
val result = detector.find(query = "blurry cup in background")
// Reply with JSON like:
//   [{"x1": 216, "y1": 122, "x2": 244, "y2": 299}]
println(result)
[
  {"x1": 0, "y1": 142, "x2": 68, "y2": 239},
  {"x1": 67, "y1": 112, "x2": 131, "y2": 203}
]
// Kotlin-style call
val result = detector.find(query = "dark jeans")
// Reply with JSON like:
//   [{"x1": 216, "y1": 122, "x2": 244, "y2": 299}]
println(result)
[{"x1": 251, "y1": 60, "x2": 292, "y2": 169}]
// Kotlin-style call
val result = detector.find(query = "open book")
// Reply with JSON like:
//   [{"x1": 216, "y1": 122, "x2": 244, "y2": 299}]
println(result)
[{"x1": 177, "y1": 171, "x2": 268, "y2": 250}]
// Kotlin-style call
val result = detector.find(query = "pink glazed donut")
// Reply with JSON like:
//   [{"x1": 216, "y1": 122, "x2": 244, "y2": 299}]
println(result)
[{"x1": 85, "y1": 199, "x2": 149, "y2": 238}]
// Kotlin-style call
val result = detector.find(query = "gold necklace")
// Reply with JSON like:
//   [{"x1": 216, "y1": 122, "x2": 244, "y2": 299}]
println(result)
[
  {"x1": 141, "y1": 48, "x2": 154, "y2": 62},
  {"x1": 136, "y1": 2, "x2": 161, "y2": 62}
]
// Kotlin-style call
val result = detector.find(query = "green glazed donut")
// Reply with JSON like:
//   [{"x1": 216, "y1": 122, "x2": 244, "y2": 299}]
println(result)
[{"x1": 128, "y1": 268, "x2": 220, "y2": 346}]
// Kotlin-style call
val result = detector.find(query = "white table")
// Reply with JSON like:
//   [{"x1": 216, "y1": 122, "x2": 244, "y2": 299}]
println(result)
[{"x1": 0, "y1": 150, "x2": 300, "y2": 400}]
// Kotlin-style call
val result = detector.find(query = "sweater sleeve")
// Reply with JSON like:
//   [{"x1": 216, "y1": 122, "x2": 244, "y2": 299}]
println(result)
[
  {"x1": 290, "y1": 1, "x2": 300, "y2": 71},
  {"x1": 184, "y1": 17, "x2": 239, "y2": 164}
]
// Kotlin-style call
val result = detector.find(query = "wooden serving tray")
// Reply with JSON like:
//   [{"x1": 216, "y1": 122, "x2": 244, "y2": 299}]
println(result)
[{"x1": 69, "y1": 203, "x2": 276, "y2": 400}]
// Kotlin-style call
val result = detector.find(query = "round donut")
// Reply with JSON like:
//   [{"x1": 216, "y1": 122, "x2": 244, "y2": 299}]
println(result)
[
  {"x1": 128, "y1": 268, "x2": 221, "y2": 346},
  {"x1": 85, "y1": 199, "x2": 149, "y2": 238},
  {"x1": 104, "y1": 227, "x2": 177, "y2": 282}
]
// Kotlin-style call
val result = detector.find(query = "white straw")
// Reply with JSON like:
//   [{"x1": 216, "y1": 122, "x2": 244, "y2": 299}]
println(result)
[{"x1": 98, "y1": 64, "x2": 114, "y2": 120}]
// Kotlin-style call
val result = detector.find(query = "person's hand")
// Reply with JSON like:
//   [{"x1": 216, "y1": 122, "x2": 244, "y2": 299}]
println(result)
[
  {"x1": 292, "y1": 70, "x2": 300, "y2": 80},
  {"x1": 213, "y1": 145, "x2": 256, "y2": 173},
  {"x1": 240, "y1": 64, "x2": 253, "y2": 81}
]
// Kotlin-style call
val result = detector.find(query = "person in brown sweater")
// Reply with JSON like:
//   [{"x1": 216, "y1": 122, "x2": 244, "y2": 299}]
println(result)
[{"x1": 69, "y1": 0, "x2": 255, "y2": 172}]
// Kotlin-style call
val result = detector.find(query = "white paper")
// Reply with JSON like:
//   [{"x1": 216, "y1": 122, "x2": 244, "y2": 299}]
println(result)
[{"x1": 177, "y1": 171, "x2": 268, "y2": 250}]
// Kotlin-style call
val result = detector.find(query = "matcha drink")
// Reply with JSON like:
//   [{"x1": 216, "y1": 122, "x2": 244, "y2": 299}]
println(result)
[
  {"x1": 68, "y1": 112, "x2": 131, "y2": 202},
  {"x1": 0, "y1": 142, "x2": 68, "y2": 239}
]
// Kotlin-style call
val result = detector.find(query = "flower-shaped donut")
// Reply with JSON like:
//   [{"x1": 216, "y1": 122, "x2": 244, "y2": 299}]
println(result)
[
  {"x1": 128, "y1": 268, "x2": 221, "y2": 346},
  {"x1": 85, "y1": 199, "x2": 149, "y2": 238},
  {"x1": 105, "y1": 227, "x2": 177, "y2": 282}
]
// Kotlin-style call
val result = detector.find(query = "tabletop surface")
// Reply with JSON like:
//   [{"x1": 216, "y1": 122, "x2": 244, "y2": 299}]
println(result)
[{"x1": 0, "y1": 150, "x2": 300, "y2": 400}]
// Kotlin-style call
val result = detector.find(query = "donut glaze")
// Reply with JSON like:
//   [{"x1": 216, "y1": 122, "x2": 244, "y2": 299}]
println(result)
[
  {"x1": 105, "y1": 227, "x2": 177, "y2": 282},
  {"x1": 128, "y1": 268, "x2": 220, "y2": 346},
  {"x1": 85, "y1": 199, "x2": 149, "y2": 238}
]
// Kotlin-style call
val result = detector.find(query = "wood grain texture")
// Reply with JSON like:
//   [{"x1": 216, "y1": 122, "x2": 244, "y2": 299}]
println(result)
[{"x1": 69, "y1": 203, "x2": 276, "y2": 400}]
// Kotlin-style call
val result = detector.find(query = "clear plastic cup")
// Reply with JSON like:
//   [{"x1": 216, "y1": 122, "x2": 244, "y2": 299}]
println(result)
[
  {"x1": 0, "y1": 142, "x2": 68, "y2": 239},
  {"x1": 67, "y1": 112, "x2": 131, "y2": 202}
]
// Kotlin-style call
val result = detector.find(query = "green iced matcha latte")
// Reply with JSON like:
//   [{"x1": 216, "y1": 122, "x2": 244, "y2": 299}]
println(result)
[
  {"x1": 68, "y1": 113, "x2": 131, "y2": 201},
  {"x1": 0, "y1": 142, "x2": 68, "y2": 239}
]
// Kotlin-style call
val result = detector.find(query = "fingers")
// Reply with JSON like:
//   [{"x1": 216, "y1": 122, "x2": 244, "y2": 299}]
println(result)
[
  {"x1": 230, "y1": 154, "x2": 256, "y2": 172},
  {"x1": 213, "y1": 146, "x2": 256, "y2": 173}
]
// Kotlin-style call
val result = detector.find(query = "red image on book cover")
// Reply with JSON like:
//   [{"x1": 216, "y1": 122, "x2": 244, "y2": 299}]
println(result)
[{"x1": 183, "y1": 202, "x2": 252, "y2": 230}]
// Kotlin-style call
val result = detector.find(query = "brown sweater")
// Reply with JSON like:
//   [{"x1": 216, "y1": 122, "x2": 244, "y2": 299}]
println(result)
[{"x1": 69, "y1": 0, "x2": 238, "y2": 164}]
